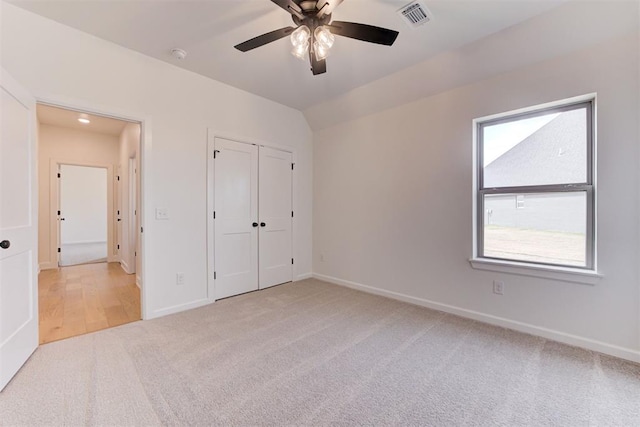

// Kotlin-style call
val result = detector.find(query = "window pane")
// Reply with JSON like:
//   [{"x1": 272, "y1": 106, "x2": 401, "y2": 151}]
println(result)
[
  {"x1": 483, "y1": 192, "x2": 586, "y2": 267},
  {"x1": 482, "y1": 108, "x2": 587, "y2": 188}
]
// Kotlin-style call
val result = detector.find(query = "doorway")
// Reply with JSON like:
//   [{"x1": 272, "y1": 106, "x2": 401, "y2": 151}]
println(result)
[
  {"x1": 36, "y1": 103, "x2": 143, "y2": 344},
  {"x1": 58, "y1": 164, "x2": 108, "y2": 266}
]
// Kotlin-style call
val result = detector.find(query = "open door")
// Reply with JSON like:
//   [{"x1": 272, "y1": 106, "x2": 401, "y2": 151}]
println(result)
[{"x1": 0, "y1": 69, "x2": 38, "y2": 391}]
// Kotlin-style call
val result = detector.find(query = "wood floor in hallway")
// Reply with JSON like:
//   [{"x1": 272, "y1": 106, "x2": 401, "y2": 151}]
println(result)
[{"x1": 38, "y1": 262, "x2": 140, "y2": 344}]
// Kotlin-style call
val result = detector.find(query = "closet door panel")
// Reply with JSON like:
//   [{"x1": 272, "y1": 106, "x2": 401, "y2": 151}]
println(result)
[
  {"x1": 259, "y1": 146, "x2": 293, "y2": 289},
  {"x1": 214, "y1": 138, "x2": 259, "y2": 299}
]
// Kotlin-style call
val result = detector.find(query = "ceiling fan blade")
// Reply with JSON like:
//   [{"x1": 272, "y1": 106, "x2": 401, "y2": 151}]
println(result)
[
  {"x1": 328, "y1": 21, "x2": 399, "y2": 46},
  {"x1": 316, "y1": 0, "x2": 345, "y2": 18},
  {"x1": 310, "y1": 55, "x2": 327, "y2": 75},
  {"x1": 270, "y1": 0, "x2": 303, "y2": 17},
  {"x1": 234, "y1": 27, "x2": 296, "y2": 52}
]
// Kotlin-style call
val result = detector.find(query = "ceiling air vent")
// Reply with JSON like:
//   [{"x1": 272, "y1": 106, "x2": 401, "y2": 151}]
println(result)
[{"x1": 397, "y1": 1, "x2": 432, "y2": 28}]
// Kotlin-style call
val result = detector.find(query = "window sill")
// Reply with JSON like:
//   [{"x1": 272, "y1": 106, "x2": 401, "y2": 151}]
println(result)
[{"x1": 469, "y1": 258, "x2": 602, "y2": 285}]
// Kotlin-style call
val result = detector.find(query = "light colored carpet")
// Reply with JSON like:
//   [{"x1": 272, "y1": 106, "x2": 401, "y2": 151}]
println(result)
[
  {"x1": 1, "y1": 279, "x2": 639, "y2": 426},
  {"x1": 59, "y1": 242, "x2": 107, "y2": 267}
]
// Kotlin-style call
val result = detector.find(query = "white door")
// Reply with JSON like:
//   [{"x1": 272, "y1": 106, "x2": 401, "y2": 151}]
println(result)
[
  {"x1": 214, "y1": 138, "x2": 259, "y2": 299},
  {"x1": 258, "y1": 146, "x2": 293, "y2": 289},
  {"x1": 0, "y1": 70, "x2": 38, "y2": 391}
]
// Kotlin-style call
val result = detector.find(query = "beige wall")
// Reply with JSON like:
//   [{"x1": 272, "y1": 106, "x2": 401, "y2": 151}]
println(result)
[
  {"x1": 38, "y1": 123, "x2": 120, "y2": 269},
  {"x1": 3, "y1": 3, "x2": 313, "y2": 319},
  {"x1": 313, "y1": 31, "x2": 640, "y2": 361}
]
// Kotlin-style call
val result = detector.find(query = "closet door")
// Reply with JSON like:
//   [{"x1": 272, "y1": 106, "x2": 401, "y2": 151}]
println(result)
[
  {"x1": 214, "y1": 138, "x2": 259, "y2": 299},
  {"x1": 259, "y1": 146, "x2": 293, "y2": 289}
]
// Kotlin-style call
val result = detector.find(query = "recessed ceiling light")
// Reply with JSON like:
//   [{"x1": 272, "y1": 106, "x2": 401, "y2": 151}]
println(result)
[{"x1": 78, "y1": 118, "x2": 90, "y2": 124}]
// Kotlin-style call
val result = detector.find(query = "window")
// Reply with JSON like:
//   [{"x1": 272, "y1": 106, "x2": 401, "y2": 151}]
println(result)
[{"x1": 476, "y1": 99, "x2": 594, "y2": 270}]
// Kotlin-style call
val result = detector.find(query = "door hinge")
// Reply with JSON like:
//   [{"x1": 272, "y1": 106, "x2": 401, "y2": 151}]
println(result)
[
  {"x1": 292, "y1": 258, "x2": 294, "y2": 265},
  {"x1": 291, "y1": 211, "x2": 294, "y2": 218},
  {"x1": 117, "y1": 244, "x2": 120, "y2": 250},
  {"x1": 214, "y1": 150, "x2": 220, "y2": 159},
  {"x1": 57, "y1": 210, "x2": 61, "y2": 215},
  {"x1": 135, "y1": 210, "x2": 137, "y2": 216},
  {"x1": 214, "y1": 271, "x2": 217, "y2": 280},
  {"x1": 135, "y1": 251, "x2": 137, "y2": 257},
  {"x1": 213, "y1": 211, "x2": 216, "y2": 219},
  {"x1": 141, "y1": 227, "x2": 144, "y2": 233},
  {"x1": 57, "y1": 173, "x2": 61, "y2": 178},
  {"x1": 117, "y1": 175, "x2": 120, "y2": 181},
  {"x1": 291, "y1": 163, "x2": 294, "y2": 170},
  {"x1": 117, "y1": 210, "x2": 120, "y2": 215},
  {"x1": 58, "y1": 248, "x2": 61, "y2": 253}
]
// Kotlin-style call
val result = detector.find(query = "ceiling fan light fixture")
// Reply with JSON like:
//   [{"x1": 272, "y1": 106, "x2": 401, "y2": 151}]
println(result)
[
  {"x1": 291, "y1": 42, "x2": 309, "y2": 60},
  {"x1": 290, "y1": 25, "x2": 311, "y2": 47},
  {"x1": 314, "y1": 26, "x2": 335, "y2": 49},
  {"x1": 314, "y1": 40, "x2": 330, "y2": 61}
]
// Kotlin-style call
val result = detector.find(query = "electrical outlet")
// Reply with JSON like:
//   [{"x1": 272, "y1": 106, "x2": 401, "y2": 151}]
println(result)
[
  {"x1": 493, "y1": 280, "x2": 504, "y2": 295},
  {"x1": 176, "y1": 272, "x2": 185, "y2": 286}
]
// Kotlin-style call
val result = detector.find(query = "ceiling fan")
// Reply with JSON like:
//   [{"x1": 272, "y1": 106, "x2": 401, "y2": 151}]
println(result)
[{"x1": 234, "y1": 0, "x2": 400, "y2": 75}]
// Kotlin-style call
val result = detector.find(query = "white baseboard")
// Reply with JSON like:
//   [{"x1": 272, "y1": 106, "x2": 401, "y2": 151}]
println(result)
[
  {"x1": 39, "y1": 261, "x2": 58, "y2": 271},
  {"x1": 149, "y1": 298, "x2": 213, "y2": 320},
  {"x1": 313, "y1": 273, "x2": 640, "y2": 364},
  {"x1": 135, "y1": 275, "x2": 141, "y2": 289},
  {"x1": 296, "y1": 272, "x2": 313, "y2": 281},
  {"x1": 62, "y1": 240, "x2": 107, "y2": 245},
  {"x1": 120, "y1": 260, "x2": 134, "y2": 274}
]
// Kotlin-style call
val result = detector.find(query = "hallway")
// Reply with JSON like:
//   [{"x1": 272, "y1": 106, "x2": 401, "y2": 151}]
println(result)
[{"x1": 38, "y1": 262, "x2": 140, "y2": 344}]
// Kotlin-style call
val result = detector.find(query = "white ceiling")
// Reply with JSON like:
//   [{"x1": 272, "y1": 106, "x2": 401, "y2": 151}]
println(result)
[
  {"x1": 11, "y1": 0, "x2": 567, "y2": 111},
  {"x1": 37, "y1": 104, "x2": 129, "y2": 136}
]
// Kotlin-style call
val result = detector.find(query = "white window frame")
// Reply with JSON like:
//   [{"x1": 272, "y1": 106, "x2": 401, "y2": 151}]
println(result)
[{"x1": 470, "y1": 95, "x2": 601, "y2": 284}]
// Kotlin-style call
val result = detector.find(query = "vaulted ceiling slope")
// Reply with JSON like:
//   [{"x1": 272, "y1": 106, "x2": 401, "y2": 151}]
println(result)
[
  {"x1": 305, "y1": 0, "x2": 640, "y2": 130},
  {"x1": 10, "y1": 1, "x2": 638, "y2": 130},
  {"x1": 9, "y1": 0, "x2": 565, "y2": 111}
]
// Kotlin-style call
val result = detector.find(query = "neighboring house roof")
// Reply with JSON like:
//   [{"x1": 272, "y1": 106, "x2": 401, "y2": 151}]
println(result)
[{"x1": 484, "y1": 109, "x2": 586, "y2": 188}]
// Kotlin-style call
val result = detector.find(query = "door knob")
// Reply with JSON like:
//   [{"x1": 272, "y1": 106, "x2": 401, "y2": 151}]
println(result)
[
  {"x1": 0, "y1": 240, "x2": 10, "y2": 249},
  {"x1": 60, "y1": 218, "x2": 66, "y2": 221},
  {"x1": 252, "y1": 222, "x2": 259, "y2": 227},
  {"x1": 260, "y1": 222, "x2": 266, "y2": 227},
  {"x1": 117, "y1": 219, "x2": 122, "y2": 222}
]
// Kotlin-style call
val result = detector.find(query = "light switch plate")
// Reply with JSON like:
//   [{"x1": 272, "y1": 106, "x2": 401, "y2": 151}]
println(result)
[{"x1": 156, "y1": 208, "x2": 169, "y2": 220}]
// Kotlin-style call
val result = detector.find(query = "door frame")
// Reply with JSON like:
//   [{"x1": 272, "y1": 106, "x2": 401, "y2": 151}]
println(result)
[
  {"x1": 51, "y1": 161, "x2": 115, "y2": 267},
  {"x1": 206, "y1": 129, "x2": 296, "y2": 302},
  {"x1": 37, "y1": 97, "x2": 151, "y2": 320},
  {"x1": 127, "y1": 155, "x2": 137, "y2": 274}
]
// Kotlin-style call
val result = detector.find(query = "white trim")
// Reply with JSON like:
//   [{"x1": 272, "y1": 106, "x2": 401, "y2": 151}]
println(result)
[
  {"x1": 149, "y1": 298, "x2": 212, "y2": 320},
  {"x1": 296, "y1": 272, "x2": 313, "y2": 281},
  {"x1": 312, "y1": 273, "x2": 640, "y2": 364},
  {"x1": 37, "y1": 96, "x2": 151, "y2": 321},
  {"x1": 469, "y1": 258, "x2": 602, "y2": 285},
  {"x1": 120, "y1": 259, "x2": 133, "y2": 275},
  {"x1": 135, "y1": 275, "x2": 141, "y2": 289},
  {"x1": 39, "y1": 262, "x2": 58, "y2": 271},
  {"x1": 61, "y1": 240, "x2": 107, "y2": 245}
]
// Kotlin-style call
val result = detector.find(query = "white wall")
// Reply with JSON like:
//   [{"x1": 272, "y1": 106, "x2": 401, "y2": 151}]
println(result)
[
  {"x1": 37, "y1": 123, "x2": 120, "y2": 269},
  {"x1": 118, "y1": 122, "x2": 140, "y2": 276},
  {"x1": 313, "y1": 30, "x2": 640, "y2": 360},
  {"x1": 1, "y1": 2, "x2": 313, "y2": 318},
  {"x1": 60, "y1": 165, "x2": 107, "y2": 244}
]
